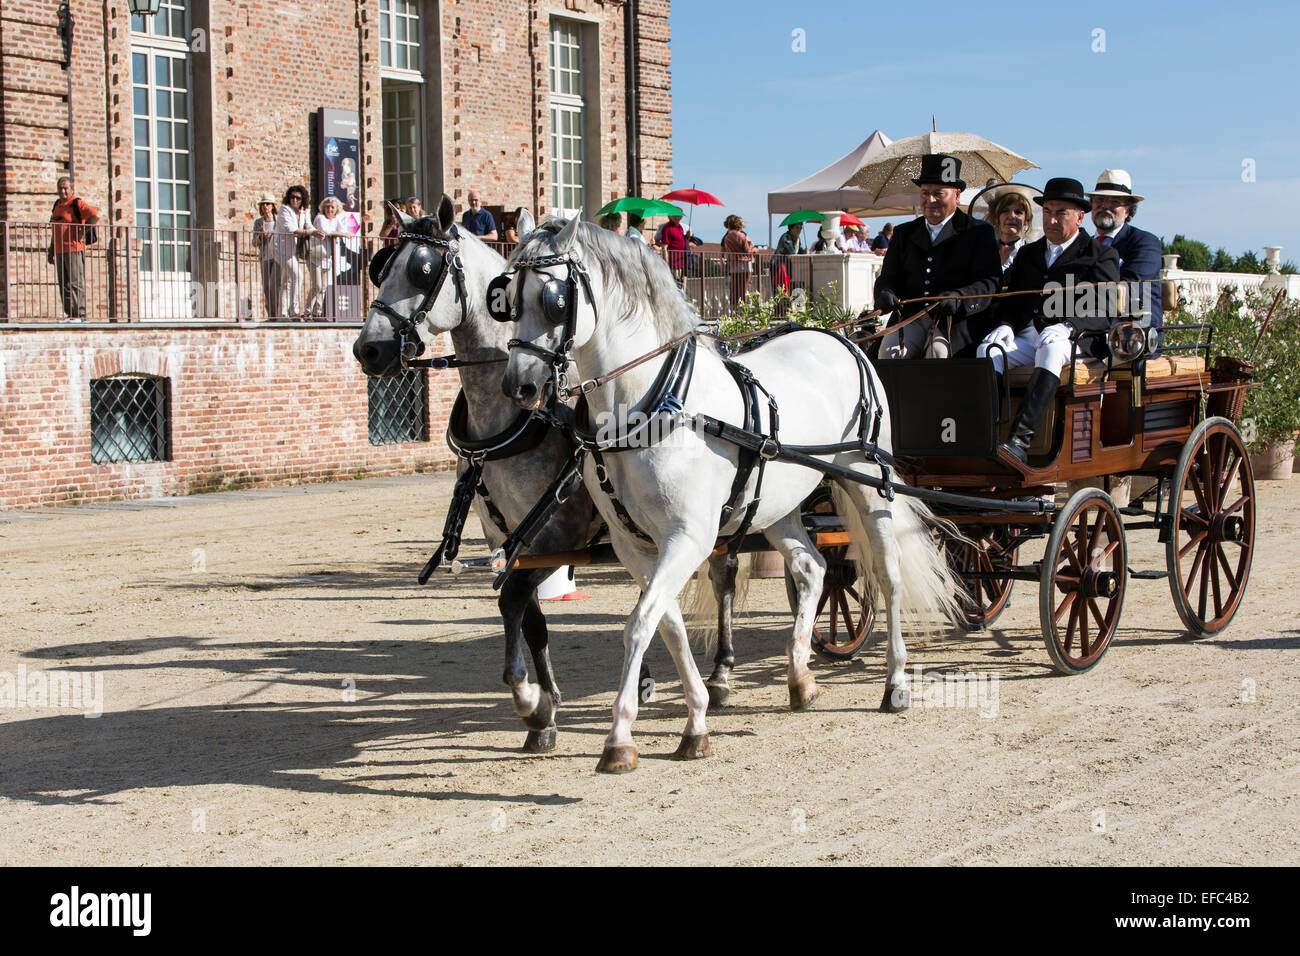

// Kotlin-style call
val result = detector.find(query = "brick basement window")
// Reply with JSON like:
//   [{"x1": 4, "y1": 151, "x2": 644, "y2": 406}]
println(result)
[
  {"x1": 368, "y1": 369, "x2": 428, "y2": 445},
  {"x1": 90, "y1": 376, "x2": 171, "y2": 464}
]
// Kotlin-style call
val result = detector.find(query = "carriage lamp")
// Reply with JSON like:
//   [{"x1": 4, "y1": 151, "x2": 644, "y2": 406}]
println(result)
[{"x1": 128, "y1": 0, "x2": 163, "y2": 16}]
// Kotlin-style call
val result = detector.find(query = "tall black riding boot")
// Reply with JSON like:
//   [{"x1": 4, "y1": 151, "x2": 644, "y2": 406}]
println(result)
[{"x1": 1000, "y1": 367, "x2": 1060, "y2": 464}]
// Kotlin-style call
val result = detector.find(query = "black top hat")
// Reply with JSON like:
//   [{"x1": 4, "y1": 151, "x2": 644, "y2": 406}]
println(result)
[
  {"x1": 912, "y1": 154, "x2": 966, "y2": 190},
  {"x1": 1034, "y1": 177, "x2": 1092, "y2": 212}
]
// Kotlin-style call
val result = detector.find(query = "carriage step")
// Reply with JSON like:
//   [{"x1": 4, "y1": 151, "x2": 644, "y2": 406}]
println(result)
[
  {"x1": 1118, "y1": 506, "x2": 1149, "y2": 516},
  {"x1": 1129, "y1": 568, "x2": 1168, "y2": 580}
]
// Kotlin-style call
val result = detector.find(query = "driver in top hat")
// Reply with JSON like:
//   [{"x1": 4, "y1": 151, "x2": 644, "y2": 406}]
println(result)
[
  {"x1": 873, "y1": 154, "x2": 1000, "y2": 359},
  {"x1": 977, "y1": 177, "x2": 1121, "y2": 464}
]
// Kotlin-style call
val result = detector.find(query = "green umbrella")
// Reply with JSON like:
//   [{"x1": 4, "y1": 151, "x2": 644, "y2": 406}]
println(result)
[
  {"x1": 596, "y1": 196, "x2": 683, "y2": 218},
  {"x1": 779, "y1": 210, "x2": 825, "y2": 227}
]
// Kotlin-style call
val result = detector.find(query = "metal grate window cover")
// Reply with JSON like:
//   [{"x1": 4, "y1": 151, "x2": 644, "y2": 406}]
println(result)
[
  {"x1": 368, "y1": 369, "x2": 429, "y2": 445},
  {"x1": 90, "y1": 376, "x2": 171, "y2": 464}
]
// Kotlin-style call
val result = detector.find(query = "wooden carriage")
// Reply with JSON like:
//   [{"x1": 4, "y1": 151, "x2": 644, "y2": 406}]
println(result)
[{"x1": 810, "y1": 323, "x2": 1258, "y2": 674}]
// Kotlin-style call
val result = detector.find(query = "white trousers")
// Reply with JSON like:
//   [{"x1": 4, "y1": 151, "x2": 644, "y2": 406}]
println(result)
[
  {"x1": 977, "y1": 325, "x2": 1072, "y2": 376},
  {"x1": 881, "y1": 315, "x2": 950, "y2": 359}
]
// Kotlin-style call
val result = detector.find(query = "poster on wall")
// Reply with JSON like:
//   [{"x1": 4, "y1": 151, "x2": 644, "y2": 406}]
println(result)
[{"x1": 317, "y1": 108, "x2": 361, "y2": 229}]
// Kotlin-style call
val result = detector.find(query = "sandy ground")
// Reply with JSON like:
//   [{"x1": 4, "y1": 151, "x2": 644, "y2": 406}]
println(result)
[{"x1": 0, "y1": 473, "x2": 1297, "y2": 866}]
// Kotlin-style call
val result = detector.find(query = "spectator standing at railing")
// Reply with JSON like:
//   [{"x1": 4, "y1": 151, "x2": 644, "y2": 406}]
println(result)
[
  {"x1": 252, "y1": 193, "x2": 280, "y2": 318},
  {"x1": 379, "y1": 201, "x2": 402, "y2": 247},
  {"x1": 658, "y1": 213, "x2": 691, "y2": 273},
  {"x1": 406, "y1": 197, "x2": 424, "y2": 219},
  {"x1": 46, "y1": 176, "x2": 99, "y2": 321},
  {"x1": 460, "y1": 190, "x2": 497, "y2": 240},
  {"x1": 722, "y1": 214, "x2": 756, "y2": 309},
  {"x1": 871, "y1": 222, "x2": 893, "y2": 253},
  {"x1": 274, "y1": 185, "x2": 313, "y2": 318},
  {"x1": 311, "y1": 196, "x2": 361, "y2": 319},
  {"x1": 625, "y1": 212, "x2": 647, "y2": 243}
]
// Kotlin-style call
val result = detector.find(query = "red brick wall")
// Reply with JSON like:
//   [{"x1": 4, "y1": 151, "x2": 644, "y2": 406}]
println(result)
[
  {"x1": 2, "y1": 0, "x2": 671, "y2": 235},
  {"x1": 0, "y1": 326, "x2": 461, "y2": 510}
]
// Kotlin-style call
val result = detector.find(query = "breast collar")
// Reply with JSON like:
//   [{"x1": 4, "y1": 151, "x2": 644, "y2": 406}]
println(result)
[{"x1": 368, "y1": 226, "x2": 468, "y2": 365}]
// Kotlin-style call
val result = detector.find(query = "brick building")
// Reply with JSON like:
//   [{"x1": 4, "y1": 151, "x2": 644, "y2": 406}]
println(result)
[{"x1": 0, "y1": 0, "x2": 671, "y2": 509}]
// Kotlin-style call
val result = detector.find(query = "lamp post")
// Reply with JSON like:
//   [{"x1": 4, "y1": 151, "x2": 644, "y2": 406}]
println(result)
[
  {"x1": 127, "y1": 0, "x2": 163, "y2": 14},
  {"x1": 58, "y1": 3, "x2": 73, "y2": 180}
]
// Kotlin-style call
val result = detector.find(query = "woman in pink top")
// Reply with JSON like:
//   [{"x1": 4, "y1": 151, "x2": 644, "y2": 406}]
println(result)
[{"x1": 722, "y1": 214, "x2": 756, "y2": 310}]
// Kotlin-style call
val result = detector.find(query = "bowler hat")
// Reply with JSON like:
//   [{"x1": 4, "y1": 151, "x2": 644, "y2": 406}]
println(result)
[
  {"x1": 1034, "y1": 177, "x2": 1092, "y2": 212},
  {"x1": 912, "y1": 153, "x2": 967, "y2": 190}
]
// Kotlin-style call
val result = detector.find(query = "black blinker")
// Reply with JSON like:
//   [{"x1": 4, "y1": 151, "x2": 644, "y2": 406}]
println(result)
[
  {"x1": 367, "y1": 245, "x2": 396, "y2": 287},
  {"x1": 487, "y1": 274, "x2": 514, "y2": 323},
  {"x1": 541, "y1": 277, "x2": 569, "y2": 323}
]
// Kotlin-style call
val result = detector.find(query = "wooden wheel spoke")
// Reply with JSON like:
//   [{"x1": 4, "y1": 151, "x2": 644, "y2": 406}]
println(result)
[
  {"x1": 1060, "y1": 533, "x2": 1083, "y2": 574},
  {"x1": 1221, "y1": 495, "x2": 1249, "y2": 518},
  {"x1": 1179, "y1": 528, "x2": 1208, "y2": 560},
  {"x1": 1210, "y1": 549, "x2": 1225, "y2": 619},
  {"x1": 1215, "y1": 545, "x2": 1239, "y2": 592},
  {"x1": 1078, "y1": 598, "x2": 1090, "y2": 655},
  {"x1": 1064, "y1": 595, "x2": 1080, "y2": 653},
  {"x1": 1088, "y1": 598, "x2": 1107, "y2": 637},
  {"x1": 1054, "y1": 590, "x2": 1077, "y2": 627},
  {"x1": 1197, "y1": 541, "x2": 1212, "y2": 621},
  {"x1": 1185, "y1": 536, "x2": 1209, "y2": 585},
  {"x1": 1187, "y1": 462, "x2": 1212, "y2": 517},
  {"x1": 1180, "y1": 506, "x2": 1209, "y2": 528},
  {"x1": 1221, "y1": 451, "x2": 1243, "y2": 501},
  {"x1": 1099, "y1": 539, "x2": 1120, "y2": 566}
]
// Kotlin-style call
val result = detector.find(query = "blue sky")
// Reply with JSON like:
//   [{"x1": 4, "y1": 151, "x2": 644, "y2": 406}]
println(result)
[{"x1": 666, "y1": 0, "x2": 1299, "y2": 258}]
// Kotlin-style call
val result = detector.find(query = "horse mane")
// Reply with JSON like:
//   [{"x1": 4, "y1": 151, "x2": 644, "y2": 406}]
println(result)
[{"x1": 510, "y1": 218, "x2": 699, "y2": 340}]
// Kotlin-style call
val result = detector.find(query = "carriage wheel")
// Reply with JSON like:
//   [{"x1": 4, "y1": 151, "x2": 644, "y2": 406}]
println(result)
[
  {"x1": 1039, "y1": 489, "x2": 1127, "y2": 675},
  {"x1": 810, "y1": 546, "x2": 876, "y2": 661},
  {"x1": 1165, "y1": 417, "x2": 1256, "y2": 636},
  {"x1": 946, "y1": 527, "x2": 1018, "y2": 631}
]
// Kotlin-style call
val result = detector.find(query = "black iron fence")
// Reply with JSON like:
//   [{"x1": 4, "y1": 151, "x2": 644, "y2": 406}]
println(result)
[{"x1": 0, "y1": 222, "x2": 825, "y2": 323}]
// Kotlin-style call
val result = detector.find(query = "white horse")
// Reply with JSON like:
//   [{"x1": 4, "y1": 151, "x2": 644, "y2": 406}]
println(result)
[
  {"x1": 353, "y1": 196, "x2": 746, "y2": 754},
  {"x1": 501, "y1": 216, "x2": 964, "y2": 773}
]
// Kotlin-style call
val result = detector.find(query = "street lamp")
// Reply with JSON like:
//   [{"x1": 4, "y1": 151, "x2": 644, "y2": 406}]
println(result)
[{"x1": 128, "y1": 0, "x2": 163, "y2": 15}]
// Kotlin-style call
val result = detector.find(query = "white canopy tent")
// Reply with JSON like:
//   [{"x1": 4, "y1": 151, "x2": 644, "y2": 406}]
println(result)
[{"x1": 766, "y1": 131, "x2": 920, "y2": 244}]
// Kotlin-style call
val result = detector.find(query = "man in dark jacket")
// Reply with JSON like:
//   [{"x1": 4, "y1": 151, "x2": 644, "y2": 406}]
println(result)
[
  {"x1": 874, "y1": 154, "x2": 1000, "y2": 358},
  {"x1": 976, "y1": 177, "x2": 1121, "y2": 463},
  {"x1": 1087, "y1": 169, "x2": 1162, "y2": 340}
]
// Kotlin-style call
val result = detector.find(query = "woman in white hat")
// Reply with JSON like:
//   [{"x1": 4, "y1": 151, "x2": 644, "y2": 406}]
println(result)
[{"x1": 252, "y1": 194, "x2": 281, "y2": 317}]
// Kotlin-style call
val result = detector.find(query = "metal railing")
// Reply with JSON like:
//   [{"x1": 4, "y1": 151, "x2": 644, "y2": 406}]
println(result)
[
  {"x1": 0, "y1": 222, "x2": 828, "y2": 323},
  {"x1": 0, "y1": 221, "x2": 393, "y2": 323}
]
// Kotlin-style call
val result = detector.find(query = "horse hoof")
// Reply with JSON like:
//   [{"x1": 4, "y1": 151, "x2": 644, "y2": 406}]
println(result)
[
  {"x1": 522, "y1": 726, "x2": 557, "y2": 753},
  {"x1": 671, "y1": 733, "x2": 711, "y2": 760},
  {"x1": 522, "y1": 693, "x2": 556, "y2": 731},
  {"x1": 706, "y1": 682, "x2": 730, "y2": 709},
  {"x1": 881, "y1": 684, "x2": 910, "y2": 713},
  {"x1": 595, "y1": 745, "x2": 638, "y2": 774},
  {"x1": 789, "y1": 675, "x2": 820, "y2": 711}
]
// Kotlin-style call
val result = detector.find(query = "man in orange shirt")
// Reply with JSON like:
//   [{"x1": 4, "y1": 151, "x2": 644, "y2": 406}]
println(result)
[{"x1": 46, "y1": 176, "x2": 100, "y2": 321}]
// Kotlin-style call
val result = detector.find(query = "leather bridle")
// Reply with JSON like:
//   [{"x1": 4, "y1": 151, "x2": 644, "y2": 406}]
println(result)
[{"x1": 367, "y1": 226, "x2": 469, "y2": 365}]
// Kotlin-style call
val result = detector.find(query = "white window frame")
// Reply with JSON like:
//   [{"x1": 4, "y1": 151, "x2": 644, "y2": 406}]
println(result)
[
  {"x1": 548, "y1": 19, "x2": 586, "y2": 218},
  {"x1": 379, "y1": 0, "x2": 424, "y2": 80}
]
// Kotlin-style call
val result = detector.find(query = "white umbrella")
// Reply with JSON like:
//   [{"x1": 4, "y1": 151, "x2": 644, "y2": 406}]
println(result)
[{"x1": 843, "y1": 131, "x2": 1038, "y2": 202}]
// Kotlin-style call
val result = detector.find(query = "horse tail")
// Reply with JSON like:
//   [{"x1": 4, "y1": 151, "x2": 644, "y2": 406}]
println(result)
[
  {"x1": 682, "y1": 552, "x2": 752, "y2": 653},
  {"x1": 831, "y1": 483, "x2": 967, "y2": 630}
]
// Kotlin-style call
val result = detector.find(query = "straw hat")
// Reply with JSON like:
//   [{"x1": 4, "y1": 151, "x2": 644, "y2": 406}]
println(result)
[{"x1": 1087, "y1": 168, "x2": 1145, "y2": 203}]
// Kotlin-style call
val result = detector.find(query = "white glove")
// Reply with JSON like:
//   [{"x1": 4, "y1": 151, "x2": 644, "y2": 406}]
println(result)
[
  {"x1": 1037, "y1": 322, "x2": 1072, "y2": 349},
  {"x1": 978, "y1": 324, "x2": 1016, "y2": 355}
]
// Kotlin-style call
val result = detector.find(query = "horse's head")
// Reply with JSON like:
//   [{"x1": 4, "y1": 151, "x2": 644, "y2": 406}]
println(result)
[
  {"x1": 353, "y1": 194, "x2": 464, "y2": 377},
  {"x1": 499, "y1": 215, "x2": 605, "y2": 410}
]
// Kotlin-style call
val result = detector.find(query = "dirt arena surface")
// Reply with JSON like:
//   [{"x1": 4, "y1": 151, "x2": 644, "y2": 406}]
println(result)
[{"x1": 1, "y1": 473, "x2": 1296, "y2": 866}]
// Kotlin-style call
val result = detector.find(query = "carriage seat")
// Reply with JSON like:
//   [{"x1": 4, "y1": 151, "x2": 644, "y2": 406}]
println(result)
[{"x1": 1006, "y1": 353, "x2": 1205, "y2": 387}]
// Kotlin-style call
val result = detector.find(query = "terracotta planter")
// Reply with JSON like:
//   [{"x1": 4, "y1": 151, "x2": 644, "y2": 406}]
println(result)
[
  {"x1": 1250, "y1": 439, "x2": 1295, "y2": 480},
  {"x1": 750, "y1": 550, "x2": 786, "y2": 579}
]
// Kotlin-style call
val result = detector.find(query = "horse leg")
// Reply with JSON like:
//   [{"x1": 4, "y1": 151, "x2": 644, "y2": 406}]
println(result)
[
  {"x1": 833, "y1": 481, "x2": 907, "y2": 712},
  {"x1": 498, "y1": 570, "x2": 554, "y2": 752},
  {"x1": 519, "y1": 588, "x2": 560, "y2": 754},
  {"x1": 658, "y1": 602, "x2": 712, "y2": 760},
  {"x1": 598, "y1": 541, "x2": 709, "y2": 773},
  {"x1": 762, "y1": 515, "x2": 827, "y2": 711},
  {"x1": 704, "y1": 551, "x2": 738, "y2": 708}
]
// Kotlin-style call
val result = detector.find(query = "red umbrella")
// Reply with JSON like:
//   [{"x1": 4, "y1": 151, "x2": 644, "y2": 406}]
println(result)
[
  {"x1": 839, "y1": 213, "x2": 865, "y2": 227},
  {"x1": 660, "y1": 188, "x2": 724, "y2": 207}
]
